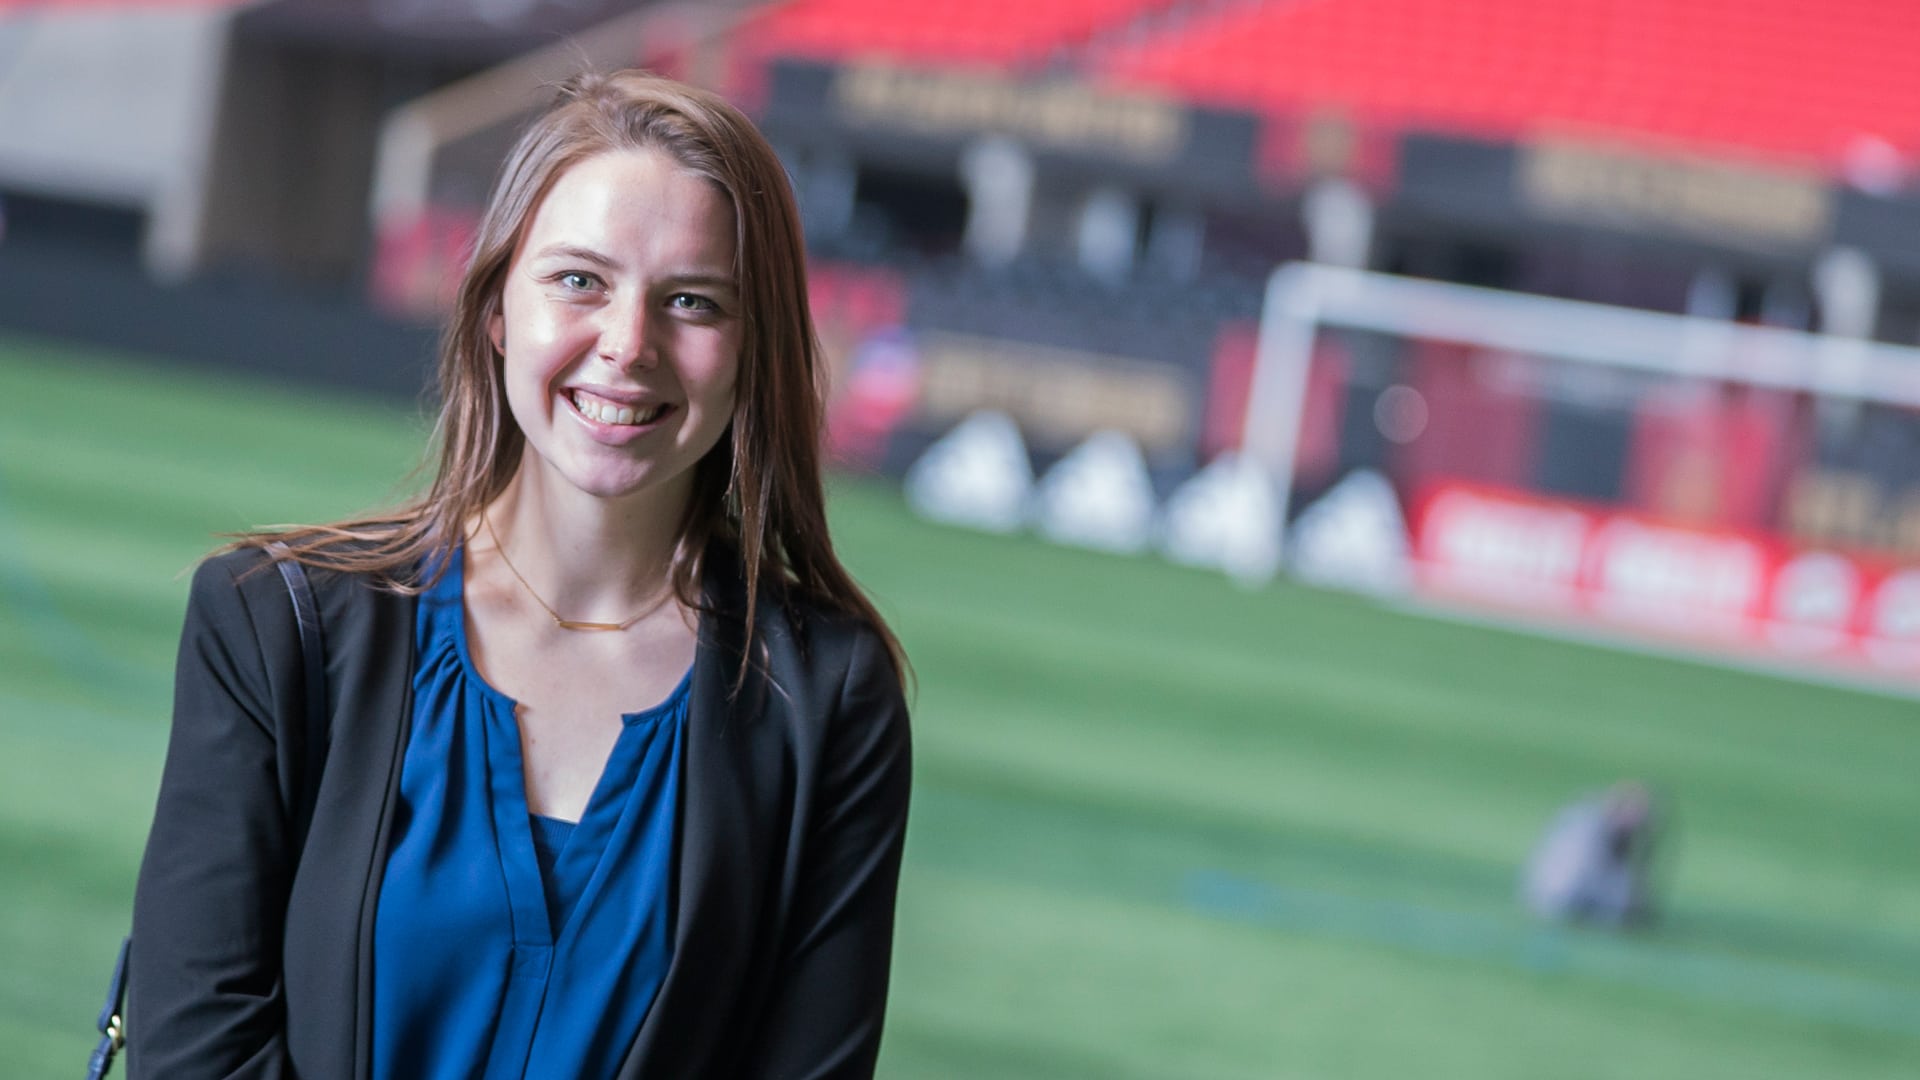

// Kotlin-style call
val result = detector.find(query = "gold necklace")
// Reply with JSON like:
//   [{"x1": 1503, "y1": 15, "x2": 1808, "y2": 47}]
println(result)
[{"x1": 483, "y1": 513, "x2": 671, "y2": 632}]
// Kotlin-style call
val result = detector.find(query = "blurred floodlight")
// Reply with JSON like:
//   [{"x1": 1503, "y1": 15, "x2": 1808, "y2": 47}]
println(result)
[
  {"x1": 959, "y1": 136, "x2": 1033, "y2": 266},
  {"x1": 1372, "y1": 384, "x2": 1429, "y2": 444}
]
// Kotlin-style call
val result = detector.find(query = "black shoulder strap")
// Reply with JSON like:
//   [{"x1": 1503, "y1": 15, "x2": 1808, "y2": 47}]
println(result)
[
  {"x1": 94, "y1": 545, "x2": 335, "y2": 1079},
  {"x1": 95, "y1": 547, "x2": 334, "y2": 1079},
  {"x1": 87, "y1": 938, "x2": 130, "y2": 1080},
  {"x1": 267, "y1": 541, "x2": 330, "y2": 845}
]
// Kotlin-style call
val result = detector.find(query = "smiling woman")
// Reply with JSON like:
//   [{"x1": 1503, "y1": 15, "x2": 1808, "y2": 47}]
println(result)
[
  {"x1": 125, "y1": 71, "x2": 911, "y2": 1080},
  {"x1": 492, "y1": 148, "x2": 741, "y2": 510}
]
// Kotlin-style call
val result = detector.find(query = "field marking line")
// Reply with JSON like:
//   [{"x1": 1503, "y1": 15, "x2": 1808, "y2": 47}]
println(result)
[
  {"x1": 1383, "y1": 595, "x2": 1920, "y2": 704},
  {"x1": 0, "y1": 462, "x2": 159, "y2": 706},
  {"x1": 1183, "y1": 869, "x2": 1920, "y2": 1038}
]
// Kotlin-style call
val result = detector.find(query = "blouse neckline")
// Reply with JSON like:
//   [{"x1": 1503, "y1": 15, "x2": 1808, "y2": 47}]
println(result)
[{"x1": 423, "y1": 545, "x2": 692, "y2": 723}]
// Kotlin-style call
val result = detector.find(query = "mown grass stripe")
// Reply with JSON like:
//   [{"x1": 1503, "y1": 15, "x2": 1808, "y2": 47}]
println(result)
[
  {"x1": 4, "y1": 340, "x2": 1918, "y2": 1079},
  {"x1": 1182, "y1": 869, "x2": 1920, "y2": 1037}
]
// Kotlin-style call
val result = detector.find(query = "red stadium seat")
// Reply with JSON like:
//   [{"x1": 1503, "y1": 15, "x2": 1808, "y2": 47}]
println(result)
[
  {"x1": 1094, "y1": 0, "x2": 1920, "y2": 173},
  {"x1": 740, "y1": 0, "x2": 1179, "y2": 68}
]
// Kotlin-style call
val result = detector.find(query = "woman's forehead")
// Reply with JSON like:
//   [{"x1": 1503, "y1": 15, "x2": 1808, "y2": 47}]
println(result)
[{"x1": 516, "y1": 149, "x2": 737, "y2": 270}]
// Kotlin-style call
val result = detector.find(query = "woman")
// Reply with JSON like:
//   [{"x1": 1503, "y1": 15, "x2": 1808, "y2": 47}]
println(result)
[{"x1": 129, "y1": 70, "x2": 911, "y2": 1079}]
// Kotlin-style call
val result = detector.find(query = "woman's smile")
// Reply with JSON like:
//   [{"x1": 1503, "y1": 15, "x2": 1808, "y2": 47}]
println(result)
[{"x1": 562, "y1": 386, "x2": 677, "y2": 443}]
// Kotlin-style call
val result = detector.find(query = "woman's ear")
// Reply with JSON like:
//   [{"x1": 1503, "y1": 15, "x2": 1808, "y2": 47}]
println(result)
[{"x1": 488, "y1": 311, "x2": 505, "y2": 354}]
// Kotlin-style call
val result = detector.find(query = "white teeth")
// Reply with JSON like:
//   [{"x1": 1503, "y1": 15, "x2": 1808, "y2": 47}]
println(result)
[{"x1": 570, "y1": 389, "x2": 666, "y2": 426}]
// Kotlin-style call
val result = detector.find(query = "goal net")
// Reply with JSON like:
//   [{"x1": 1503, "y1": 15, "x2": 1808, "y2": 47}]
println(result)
[{"x1": 1240, "y1": 263, "x2": 1920, "y2": 683}]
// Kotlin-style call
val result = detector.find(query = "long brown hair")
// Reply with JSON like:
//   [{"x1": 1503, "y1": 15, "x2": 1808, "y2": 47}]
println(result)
[{"x1": 249, "y1": 70, "x2": 905, "y2": 685}]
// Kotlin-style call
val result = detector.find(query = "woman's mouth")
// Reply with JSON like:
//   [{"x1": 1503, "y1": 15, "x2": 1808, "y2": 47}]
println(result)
[{"x1": 567, "y1": 388, "x2": 672, "y2": 427}]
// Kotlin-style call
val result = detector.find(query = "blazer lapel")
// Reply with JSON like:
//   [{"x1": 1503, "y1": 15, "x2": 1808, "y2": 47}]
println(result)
[
  {"x1": 278, "y1": 566, "x2": 416, "y2": 1080},
  {"x1": 619, "y1": 547, "x2": 773, "y2": 1077}
]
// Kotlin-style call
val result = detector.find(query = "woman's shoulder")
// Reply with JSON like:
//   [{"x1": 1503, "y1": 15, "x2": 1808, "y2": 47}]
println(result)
[
  {"x1": 703, "y1": 551, "x2": 875, "y2": 652},
  {"x1": 189, "y1": 539, "x2": 421, "y2": 631},
  {"x1": 189, "y1": 544, "x2": 292, "y2": 607},
  {"x1": 764, "y1": 587, "x2": 904, "y2": 710},
  {"x1": 196, "y1": 540, "x2": 403, "y2": 590},
  {"x1": 693, "y1": 539, "x2": 908, "y2": 710}
]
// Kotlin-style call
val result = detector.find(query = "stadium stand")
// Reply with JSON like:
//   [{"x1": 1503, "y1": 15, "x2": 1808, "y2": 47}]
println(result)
[
  {"x1": 1096, "y1": 0, "x2": 1920, "y2": 172},
  {"x1": 0, "y1": 2, "x2": 240, "y2": 216},
  {"x1": 738, "y1": 0, "x2": 1180, "y2": 68},
  {"x1": 13, "y1": 1, "x2": 1920, "y2": 573},
  {"x1": 8, "y1": 0, "x2": 1920, "y2": 688}
]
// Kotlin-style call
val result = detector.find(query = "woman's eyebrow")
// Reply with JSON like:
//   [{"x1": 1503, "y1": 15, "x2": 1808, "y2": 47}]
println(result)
[
  {"x1": 664, "y1": 272, "x2": 739, "y2": 291},
  {"x1": 530, "y1": 245, "x2": 734, "y2": 289},
  {"x1": 532, "y1": 243, "x2": 620, "y2": 269}
]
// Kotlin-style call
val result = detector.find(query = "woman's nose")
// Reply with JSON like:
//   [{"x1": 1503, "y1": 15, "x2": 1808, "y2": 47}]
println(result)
[{"x1": 597, "y1": 298, "x2": 659, "y2": 368}]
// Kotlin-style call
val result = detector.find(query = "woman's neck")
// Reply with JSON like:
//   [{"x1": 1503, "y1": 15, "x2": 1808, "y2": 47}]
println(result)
[{"x1": 477, "y1": 467, "x2": 689, "y2": 620}]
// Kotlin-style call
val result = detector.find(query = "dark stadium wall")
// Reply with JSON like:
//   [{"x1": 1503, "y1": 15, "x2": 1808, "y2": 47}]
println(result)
[{"x1": 0, "y1": 227, "x2": 437, "y2": 402}]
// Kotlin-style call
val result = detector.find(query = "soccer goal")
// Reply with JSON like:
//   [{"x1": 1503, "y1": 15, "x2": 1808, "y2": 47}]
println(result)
[{"x1": 1242, "y1": 263, "x2": 1920, "y2": 680}]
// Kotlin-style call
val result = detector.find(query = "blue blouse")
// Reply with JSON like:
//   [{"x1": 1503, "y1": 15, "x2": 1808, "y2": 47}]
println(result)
[{"x1": 371, "y1": 552, "x2": 689, "y2": 1080}]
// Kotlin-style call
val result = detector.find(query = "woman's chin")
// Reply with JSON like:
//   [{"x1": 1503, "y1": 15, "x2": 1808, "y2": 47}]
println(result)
[{"x1": 527, "y1": 457, "x2": 693, "y2": 509}]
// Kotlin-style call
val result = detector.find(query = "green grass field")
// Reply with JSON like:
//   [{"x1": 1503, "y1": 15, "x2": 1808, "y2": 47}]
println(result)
[{"x1": 2, "y1": 335, "x2": 1916, "y2": 1078}]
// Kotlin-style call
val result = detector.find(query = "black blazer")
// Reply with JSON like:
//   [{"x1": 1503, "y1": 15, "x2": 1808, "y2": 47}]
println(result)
[{"x1": 129, "y1": 544, "x2": 911, "y2": 1079}]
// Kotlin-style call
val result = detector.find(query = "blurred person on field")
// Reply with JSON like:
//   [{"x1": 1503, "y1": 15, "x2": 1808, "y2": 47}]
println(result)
[
  {"x1": 127, "y1": 70, "x2": 911, "y2": 1079},
  {"x1": 1521, "y1": 781, "x2": 1662, "y2": 929}
]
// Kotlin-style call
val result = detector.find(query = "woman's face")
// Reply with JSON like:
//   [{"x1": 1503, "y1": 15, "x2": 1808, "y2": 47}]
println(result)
[{"x1": 490, "y1": 148, "x2": 741, "y2": 510}]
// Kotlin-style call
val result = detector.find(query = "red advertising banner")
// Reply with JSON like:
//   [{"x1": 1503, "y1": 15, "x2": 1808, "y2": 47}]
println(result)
[{"x1": 1410, "y1": 482, "x2": 1920, "y2": 680}]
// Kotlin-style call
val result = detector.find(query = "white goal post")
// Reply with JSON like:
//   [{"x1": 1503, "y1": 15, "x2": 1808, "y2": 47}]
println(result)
[
  {"x1": 1238, "y1": 263, "x2": 1920, "y2": 683},
  {"x1": 1243, "y1": 261, "x2": 1920, "y2": 559}
]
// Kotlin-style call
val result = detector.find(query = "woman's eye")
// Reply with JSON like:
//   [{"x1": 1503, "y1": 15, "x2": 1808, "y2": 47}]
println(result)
[
  {"x1": 558, "y1": 271, "x2": 596, "y2": 291},
  {"x1": 671, "y1": 293, "x2": 718, "y2": 313}
]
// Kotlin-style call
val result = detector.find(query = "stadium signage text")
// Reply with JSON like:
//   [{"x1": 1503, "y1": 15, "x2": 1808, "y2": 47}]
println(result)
[
  {"x1": 1419, "y1": 487, "x2": 1588, "y2": 605},
  {"x1": 1413, "y1": 482, "x2": 1920, "y2": 676},
  {"x1": 911, "y1": 332, "x2": 1192, "y2": 452},
  {"x1": 1519, "y1": 138, "x2": 1831, "y2": 247},
  {"x1": 833, "y1": 64, "x2": 1188, "y2": 163}
]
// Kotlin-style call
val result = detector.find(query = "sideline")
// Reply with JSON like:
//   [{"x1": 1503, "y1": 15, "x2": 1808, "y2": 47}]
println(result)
[
  {"x1": 1184, "y1": 868, "x2": 1920, "y2": 1038},
  {"x1": 1388, "y1": 595, "x2": 1920, "y2": 704}
]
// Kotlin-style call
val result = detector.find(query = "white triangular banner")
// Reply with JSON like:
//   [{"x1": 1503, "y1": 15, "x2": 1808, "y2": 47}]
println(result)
[
  {"x1": 1286, "y1": 469, "x2": 1411, "y2": 596},
  {"x1": 1159, "y1": 452, "x2": 1282, "y2": 585},
  {"x1": 903, "y1": 411, "x2": 1033, "y2": 533},
  {"x1": 1032, "y1": 430, "x2": 1156, "y2": 555}
]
